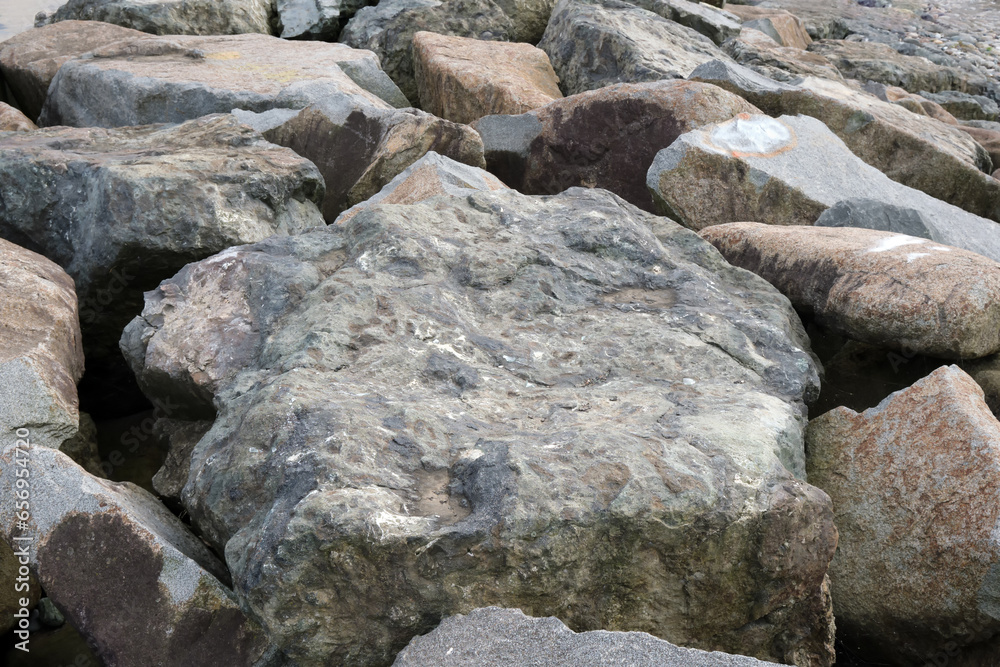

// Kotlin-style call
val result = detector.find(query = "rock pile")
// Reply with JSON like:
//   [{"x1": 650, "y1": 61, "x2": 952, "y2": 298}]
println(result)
[{"x1": 3, "y1": 0, "x2": 1000, "y2": 665}]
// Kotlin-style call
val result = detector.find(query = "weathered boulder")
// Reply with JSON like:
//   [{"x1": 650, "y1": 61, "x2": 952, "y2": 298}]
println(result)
[
  {"x1": 0, "y1": 114, "x2": 325, "y2": 365},
  {"x1": 1, "y1": 539, "x2": 41, "y2": 637},
  {"x1": 339, "y1": 0, "x2": 514, "y2": 104},
  {"x1": 919, "y1": 89, "x2": 1000, "y2": 122},
  {"x1": 722, "y1": 6, "x2": 812, "y2": 49},
  {"x1": 647, "y1": 114, "x2": 1000, "y2": 262},
  {"x1": 630, "y1": 0, "x2": 742, "y2": 46},
  {"x1": 0, "y1": 21, "x2": 149, "y2": 122},
  {"x1": 45, "y1": 0, "x2": 272, "y2": 36},
  {"x1": 0, "y1": 239, "x2": 83, "y2": 451},
  {"x1": 122, "y1": 187, "x2": 836, "y2": 665},
  {"x1": 473, "y1": 79, "x2": 759, "y2": 211},
  {"x1": 492, "y1": 0, "x2": 559, "y2": 44},
  {"x1": 276, "y1": 0, "x2": 366, "y2": 40},
  {"x1": 0, "y1": 444, "x2": 273, "y2": 666},
  {"x1": 393, "y1": 607, "x2": 785, "y2": 666},
  {"x1": 960, "y1": 125, "x2": 1000, "y2": 174},
  {"x1": 538, "y1": 0, "x2": 729, "y2": 96},
  {"x1": 688, "y1": 61, "x2": 1000, "y2": 222},
  {"x1": 412, "y1": 32, "x2": 563, "y2": 124},
  {"x1": 720, "y1": 28, "x2": 844, "y2": 83},
  {"x1": 861, "y1": 82, "x2": 959, "y2": 125},
  {"x1": 807, "y1": 366, "x2": 1000, "y2": 665},
  {"x1": 699, "y1": 223, "x2": 1000, "y2": 359},
  {"x1": 0, "y1": 103, "x2": 36, "y2": 131},
  {"x1": 336, "y1": 151, "x2": 508, "y2": 223},
  {"x1": 151, "y1": 419, "x2": 214, "y2": 505},
  {"x1": 808, "y1": 39, "x2": 988, "y2": 96},
  {"x1": 38, "y1": 32, "x2": 408, "y2": 128},
  {"x1": 243, "y1": 102, "x2": 487, "y2": 221}
]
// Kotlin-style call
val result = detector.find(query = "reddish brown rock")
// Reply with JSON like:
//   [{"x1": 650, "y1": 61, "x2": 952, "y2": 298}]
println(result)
[
  {"x1": 0, "y1": 21, "x2": 149, "y2": 123},
  {"x1": 473, "y1": 79, "x2": 759, "y2": 212},
  {"x1": 699, "y1": 222, "x2": 1000, "y2": 359},
  {"x1": 961, "y1": 125, "x2": 1000, "y2": 175},
  {"x1": 807, "y1": 365, "x2": 1000, "y2": 665},
  {"x1": 0, "y1": 102, "x2": 37, "y2": 131},
  {"x1": 723, "y1": 6, "x2": 812, "y2": 49},
  {"x1": 863, "y1": 82, "x2": 960, "y2": 125},
  {"x1": 412, "y1": 31, "x2": 562, "y2": 124}
]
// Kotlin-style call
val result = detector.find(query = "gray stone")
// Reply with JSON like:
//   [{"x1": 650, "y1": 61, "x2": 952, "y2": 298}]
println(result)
[
  {"x1": 393, "y1": 607, "x2": 784, "y2": 666},
  {"x1": 0, "y1": 444, "x2": 273, "y2": 666},
  {"x1": 689, "y1": 60, "x2": 1000, "y2": 222},
  {"x1": 38, "y1": 33, "x2": 407, "y2": 129},
  {"x1": 339, "y1": 0, "x2": 514, "y2": 104},
  {"x1": 630, "y1": 0, "x2": 743, "y2": 45},
  {"x1": 152, "y1": 419, "x2": 214, "y2": 504},
  {"x1": 45, "y1": 0, "x2": 273, "y2": 36},
  {"x1": 720, "y1": 28, "x2": 845, "y2": 83},
  {"x1": 122, "y1": 187, "x2": 836, "y2": 665},
  {"x1": 538, "y1": 0, "x2": 729, "y2": 95},
  {"x1": 0, "y1": 114, "x2": 325, "y2": 367},
  {"x1": 276, "y1": 0, "x2": 365, "y2": 40},
  {"x1": 491, "y1": 0, "x2": 558, "y2": 44},
  {"x1": 647, "y1": 113, "x2": 1000, "y2": 264},
  {"x1": 919, "y1": 89, "x2": 1000, "y2": 121},
  {"x1": 36, "y1": 597, "x2": 65, "y2": 628}
]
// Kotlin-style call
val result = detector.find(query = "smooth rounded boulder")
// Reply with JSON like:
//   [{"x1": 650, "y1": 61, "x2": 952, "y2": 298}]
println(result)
[{"x1": 699, "y1": 222, "x2": 1000, "y2": 359}]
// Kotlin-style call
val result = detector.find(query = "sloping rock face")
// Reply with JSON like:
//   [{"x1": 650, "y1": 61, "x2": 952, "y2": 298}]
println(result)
[
  {"x1": 808, "y1": 39, "x2": 988, "y2": 96},
  {"x1": 630, "y1": 0, "x2": 742, "y2": 46},
  {"x1": 44, "y1": 0, "x2": 273, "y2": 35},
  {"x1": 339, "y1": 0, "x2": 514, "y2": 104},
  {"x1": 0, "y1": 103, "x2": 37, "y2": 131},
  {"x1": 0, "y1": 445, "x2": 273, "y2": 667},
  {"x1": 721, "y1": 29, "x2": 844, "y2": 83},
  {"x1": 807, "y1": 366, "x2": 1000, "y2": 665},
  {"x1": 473, "y1": 80, "x2": 759, "y2": 212},
  {"x1": 722, "y1": 6, "x2": 812, "y2": 49},
  {"x1": 647, "y1": 113, "x2": 1000, "y2": 261},
  {"x1": 689, "y1": 60, "x2": 1000, "y2": 222},
  {"x1": 0, "y1": 21, "x2": 149, "y2": 122},
  {"x1": 699, "y1": 223, "x2": 1000, "y2": 359},
  {"x1": 538, "y1": 0, "x2": 729, "y2": 95},
  {"x1": 276, "y1": 0, "x2": 366, "y2": 40},
  {"x1": 0, "y1": 239, "x2": 84, "y2": 451},
  {"x1": 38, "y1": 32, "x2": 407, "y2": 128},
  {"x1": 412, "y1": 32, "x2": 563, "y2": 124},
  {"x1": 122, "y1": 187, "x2": 836, "y2": 666},
  {"x1": 393, "y1": 607, "x2": 784, "y2": 666},
  {"x1": 0, "y1": 114, "x2": 325, "y2": 364},
  {"x1": 921, "y1": 90, "x2": 1000, "y2": 122}
]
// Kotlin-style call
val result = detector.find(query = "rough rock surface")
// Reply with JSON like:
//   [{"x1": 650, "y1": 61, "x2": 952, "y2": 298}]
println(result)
[
  {"x1": 0, "y1": 103, "x2": 37, "y2": 131},
  {"x1": 412, "y1": 32, "x2": 563, "y2": 124},
  {"x1": 699, "y1": 223, "x2": 1000, "y2": 359},
  {"x1": 721, "y1": 29, "x2": 844, "y2": 83},
  {"x1": 45, "y1": 0, "x2": 273, "y2": 36},
  {"x1": 0, "y1": 239, "x2": 84, "y2": 451},
  {"x1": 0, "y1": 21, "x2": 149, "y2": 123},
  {"x1": 336, "y1": 151, "x2": 508, "y2": 223},
  {"x1": 863, "y1": 82, "x2": 960, "y2": 125},
  {"x1": 630, "y1": 0, "x2": 742, "y2": 46},
  {"x1": 809, "y1": 39, "x2": 988, "y2": 96},
  {"x1": 38, "y1": 32, "x2": 408, "y2": 128},
  {"x1": 473, "y1": 80, "x2": 759, "y2": 212},
  {"x1": 248, "y1": 102, "x2": 487, "y2": 221},
  {"x1": 538, "y1": 0, "x2": 729, "y2": 96},
  {"x1": 920, "y1": 89, "x2": 1000, "y2": 121},
  {"x1": 647, "y1": 114, "x2": 1000, "y2": 263},
  {"x1": 960, "y1": 125, "x2": 1000, "y2": 172},
  {"x1": 0, "y1": 444, "x2": 273, "y2": 667},
  {"x1": 807, "y1": 366, "x2": 1000, "y2": 665},
  {"x1": 339, "y1": 0, "x2": 514, "y2": 104},
  {"x1": 688, "y1": 62, "x2": 1000, "y2": 222},
  {"x1": 722, "y1": 6, "x2": 812, "y2": 49},
  {"x1": 393, "y1": 607, "x2": 784, "y2": 666},
  {"x1": 122, "y1": 187, "x2": 836, "y2": 666},
  {"x1": 276, "y1": 0, "x2": 366, "y2": 40},
  {"x1": 492, "y1": 0, "x2": 558, "y2": 44},
  {"x1": 151, "y1": 419, "x2": 214, "y2": 505},
  {"x1": 0, "y1": 114, "x2": 325, "y2": 364}
]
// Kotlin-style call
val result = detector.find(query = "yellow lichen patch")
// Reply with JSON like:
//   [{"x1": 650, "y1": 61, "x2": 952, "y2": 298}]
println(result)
[{"x1": 205, "y1": 51, "x2": 243, "y2": 60}]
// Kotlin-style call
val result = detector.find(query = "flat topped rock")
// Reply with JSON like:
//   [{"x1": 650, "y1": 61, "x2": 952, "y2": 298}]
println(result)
[{"x1": 699, "y1": 222, "x2": 1000, "y2": 359}]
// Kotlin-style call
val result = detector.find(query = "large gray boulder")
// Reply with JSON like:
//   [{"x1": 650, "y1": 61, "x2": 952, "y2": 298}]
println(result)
[
  {"x1": 0, "y1": 445, "x2": 274, "y2": 666},
  {"x1": 646, "y1": 113, "x2": 1000, "y2": 264},
  {"x1": 807, "y1": 366, "x2": 1000, "y2": 665},
  {"x1": 276, "y1": 0, "x2": 366, "y2": 40},
  {"x1": 44, "y1": 0, "x2": 273, "y2": 35},
  {"x1": 122, "y1": 185, "x2": 836, "y2": 665},
  {"x1": 538, "y1": 0, "x2": 729, "y2": 95},
  {"x1": 394, "y1": 607, "x2": 783, "y2": 666},
  {"x1": 38, "y1": 32, "x2": 408, "y2": 128},
  {"x1": 339, "y1": 0, "x2": 514, "y2": 105},
  {"x1": 0, "y1": 114, "x2": 325, "y2": 367},
  {"x1": 629, "y1": 0, "x2": 742, "y2": 45},
  {"x1": 690, "y1": 60, "x2": 1000, "y2": 222}
]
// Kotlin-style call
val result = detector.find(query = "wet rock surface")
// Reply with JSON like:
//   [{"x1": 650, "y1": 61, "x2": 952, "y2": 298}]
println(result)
[{"x1": 122, "y1": 186, "x2": 835, "y2": 665}]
